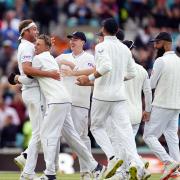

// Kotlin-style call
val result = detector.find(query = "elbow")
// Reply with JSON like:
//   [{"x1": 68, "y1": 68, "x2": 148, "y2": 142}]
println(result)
[{"x1": 23, "y1": 67, "x2": 32, "y2": 76}]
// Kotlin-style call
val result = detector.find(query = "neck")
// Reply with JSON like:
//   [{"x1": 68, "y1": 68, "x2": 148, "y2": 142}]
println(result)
[
  {"x1": 73, "y1": 49, "x2": 83, "y2": 56},
  {"x1": 164, "y1": 43, "x2": 172, "y2": 52}
]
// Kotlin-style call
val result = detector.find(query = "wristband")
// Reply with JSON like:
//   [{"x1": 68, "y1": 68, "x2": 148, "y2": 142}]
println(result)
[{"x1": 88, "y1": 74, "x2": 96, "y2": 81}]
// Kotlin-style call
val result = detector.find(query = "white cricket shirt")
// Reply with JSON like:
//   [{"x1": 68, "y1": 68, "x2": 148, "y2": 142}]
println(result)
[
  {"x1": 56, "y1": 51, "x2": 95, "y2": 109},
  {"x1": 125, "y1": 63, "x2": 152, "y2": 125},
  {"x1": 150, "y1": 51, "x2": 180, "y2": 109},
  {"x1": 93, "y1": 36, "x2": 136, "y2": 101},
  {"x1": 17, "y1": 39, "x2": 39, "y2": 90},
  {"x1": 32, "y1": 51, "x2": 71, "y2": 104}
]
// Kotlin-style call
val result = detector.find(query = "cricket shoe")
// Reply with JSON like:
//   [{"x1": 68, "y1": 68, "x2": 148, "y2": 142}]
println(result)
[
  {"x1": 140, "y1": 169, "x2": 151, "y2": 180},
  {"x1": 128, "y1": 162, "x2": 138, "y2": 180},
  {"x1": 34, "y1": 174, "x2": 56, "y2": 180},
  {"x1": 160, "y1": 162, "x2": 180, "y2": 180},
  {"x1": 14, "y1": 154, "x2": 26, "y2": 171},
  {"x1": 19, "y1": 172, "x2": 37, "y2": 180},
  {"x1": 80, "y1": 172, "x2": 92, "y2": 180},
  {"x1": 92, "y1": 163, "x2": 106, "y2": 180},
  {"x1": 106, "y1": 170, "x2": 128, "y2": 180},
  {"x1": 103, "y1": 157, "x2": 123, "y2": 179},
  {"x1": 169, "y1": 169, "x2": 180, "y2": 179}
]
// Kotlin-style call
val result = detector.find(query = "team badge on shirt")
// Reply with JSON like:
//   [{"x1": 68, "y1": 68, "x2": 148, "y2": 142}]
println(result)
[
  {"x1": 22, "y1": 55, "x2": 32, "y2": 61},
  {"x1": 98, "y1": 49, "x2": 104, "y2": 54},
  {"x1": 88, "y1": 63, "x2": 94, "y2": 68}
]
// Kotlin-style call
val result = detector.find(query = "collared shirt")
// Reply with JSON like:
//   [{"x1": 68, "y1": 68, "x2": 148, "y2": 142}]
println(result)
[
  {"x1": 150, "y1": 51, "x2": 180, "y2": 109},
  {"x1": 56, "y1": 51, "x2": 95, "y2": 109},
  {"x1": 17, "y1": 39, "x2": 39, "y2": 89},
  {"x1": 32, "y1": 51, "x2": 71, "y2": 104},
  {"x1": 93, "y1": 35, "x2": 136, "y2": 101}
]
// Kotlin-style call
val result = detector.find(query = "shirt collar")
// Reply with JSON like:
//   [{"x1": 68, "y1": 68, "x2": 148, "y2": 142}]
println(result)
[
  {"x1": 163, "y1": 51, "x2": 175, "y2": 56},
  {"x1": 21, "y1": 39, "x2": 35, "y2": 46},
  {"x1": 104, "y1": 36, "x2": 117, "y2": 41}
]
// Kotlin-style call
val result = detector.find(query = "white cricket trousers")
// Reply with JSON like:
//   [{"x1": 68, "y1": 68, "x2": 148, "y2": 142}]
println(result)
[
  {"x1": 40, "y1": 103, "x2": 71, "y2": 175},
  {"x1": 22, "y1": 87, "x2": 44, "y2": 175},
  {"x1": 143, "y1": 106, "x2": 180, "y2": 163},
  {"x1": 71, "y1": 106, "x2": 91, "y2": 172},
  {"x1": 132, "y1": 124, "x2": 140, "y2": 137},
  {"x1": 91, "y1": 99, "x2": 144, "y2": 168},
  {"x1": 60, "y1": 111, "x2": 97, "y2": 172}
]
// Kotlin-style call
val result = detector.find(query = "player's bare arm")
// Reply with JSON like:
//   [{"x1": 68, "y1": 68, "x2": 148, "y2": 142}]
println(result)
[{"x1": 22, "y1": 62, "x2": 60, "y2": 80}]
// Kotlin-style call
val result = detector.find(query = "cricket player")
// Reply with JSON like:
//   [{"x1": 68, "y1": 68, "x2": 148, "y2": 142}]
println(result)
[
  {"x1": 55, "y1": 31, "x2": 95, "y2": 179},
  {"x1": 143, "y1": 32, "x2": 180, "y2": 180},
  {"x1": 123, "y1": 40, "x2": 152, "y2": 136},
  {"x1": 76, "y1": 18, "x2": 145, "y2": 179},
  {"x1": 12, "y1": 19, "x2": 60, "y2": 180}
]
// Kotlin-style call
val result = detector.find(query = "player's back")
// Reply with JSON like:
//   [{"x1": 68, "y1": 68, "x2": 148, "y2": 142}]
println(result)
[
  {"x1": 33, "y1": 51, "x2": 71, "y2": 104},
  {"x1": 93, "y1": 36, "x2": 135, "y2": 101}
]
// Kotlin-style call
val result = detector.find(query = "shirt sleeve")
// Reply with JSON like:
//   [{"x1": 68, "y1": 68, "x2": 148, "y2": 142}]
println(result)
[
  {"x1": 150, "y1": 58, "x2": 164, "y2": 89},
  {"x1": 125, "y1": 54, "x2": 136, "y2": 80},
  {"x1": 95, "y1": 45, "x2": 112, "y2": 75},
  {"x1": 142, "y1": 72, "x2": 152, "y2": 112},
  {"x1": 21, "y1": 47, "x2": 34, "y2": 63}
]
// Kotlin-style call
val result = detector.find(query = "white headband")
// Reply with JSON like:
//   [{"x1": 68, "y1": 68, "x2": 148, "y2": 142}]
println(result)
[{"x1": 18, "y1": 22, "x2": 37, "y2": 40}]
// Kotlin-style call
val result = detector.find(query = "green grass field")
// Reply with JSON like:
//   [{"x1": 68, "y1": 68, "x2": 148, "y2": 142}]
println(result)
[{"x1": 0, "y1": 172, "x2": 161, "y2": 180}]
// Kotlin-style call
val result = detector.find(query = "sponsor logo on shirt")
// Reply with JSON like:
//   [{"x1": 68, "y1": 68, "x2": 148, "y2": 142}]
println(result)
[
  {"x1": 88, "y1": 63, "x2": 94, "y2": 68},
  {"x1": 98, "y1": 49, "x2": 104, "y2": 54},
  {"x1": 22, "y1": 55, "x2": 32, "y2": 61}
]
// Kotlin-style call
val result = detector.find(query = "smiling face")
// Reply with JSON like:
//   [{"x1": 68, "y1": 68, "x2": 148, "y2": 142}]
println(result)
[
  {"x1": 69, "y1": 37, "x2": 84, "y2": 52},
  {"x1": 35, "y1": 39, "x2": 47, "y2": 55}
]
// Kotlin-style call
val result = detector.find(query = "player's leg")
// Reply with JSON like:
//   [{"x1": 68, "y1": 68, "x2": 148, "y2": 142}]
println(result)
[
  {"x1": 163, "y1": 110, "x2": 180, "y2": 162},
  {"x1": 40, "y1": 103, "x2": 70, "y2": 178},
  {"x1": 143, "y1": 107, "x2": 179, "y2": 180},
  {"x1": 90, "y1": 99, "x2": 123, "y2": 178},
  {"x1": 19, "y1": 87, "x2": 43, "y2": 178},
  {"x1": 110, "y1": 101, "x2": 145, "y2": 179},
  {"x1": 132, "y1": 124, "x2": 140, "y2": 137},
  {"x1": 62, "y1": 112, "x2": 97, "y2": 172},
  {"x1": 71, "y1": 106, "x2": 91, "y2": 151}
]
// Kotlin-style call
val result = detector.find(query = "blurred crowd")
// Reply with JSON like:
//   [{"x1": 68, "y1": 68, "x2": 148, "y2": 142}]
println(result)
[{"x1": 0, "y1": 0, "x2": 180, "y2": 150}]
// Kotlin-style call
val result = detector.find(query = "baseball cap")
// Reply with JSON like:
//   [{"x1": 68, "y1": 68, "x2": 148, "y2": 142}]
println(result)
[
  {"x1": 116, "y1": 29, "x2": 125, "y2": 41},
  {"x1": 150, "y1": 32, "x2": 172, "y2": 42},
  {"x1": 67, "y1": 31, "x2": 86, "y2": 42},
  {"x1": 123, "y1": 40, "x2": 136, "y2": 50}
]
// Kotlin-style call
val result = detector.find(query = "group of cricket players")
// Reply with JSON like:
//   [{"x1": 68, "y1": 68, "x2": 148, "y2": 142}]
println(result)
[{"x1": 8, "y1": 17, "x2": 180, "y2": 180}]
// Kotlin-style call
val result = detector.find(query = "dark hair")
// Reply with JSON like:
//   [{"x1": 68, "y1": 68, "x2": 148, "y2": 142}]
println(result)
[
  {"x1": 38, "y1": 34, "x2": 52, "y2": 48},
  {"x1": 19, "y1": 19, "x2": 33, "y2": 34},
  {"x1": 102, "y1": 18, "x2": 118, "y2": 35}
]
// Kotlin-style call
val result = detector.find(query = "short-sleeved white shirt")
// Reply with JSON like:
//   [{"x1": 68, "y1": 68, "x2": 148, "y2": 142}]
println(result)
[
  {"x1": 17, "y1": 39, "x2": 39, "y2": 89},
  {"x1": 56, "y1": 51, "x2": 95, "y2": 109},
  {"x1": 32, "y1": 51, "x2": 71, "y2": 104}
]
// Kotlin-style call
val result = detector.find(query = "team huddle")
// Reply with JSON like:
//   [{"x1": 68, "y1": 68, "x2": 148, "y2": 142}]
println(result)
[{"x1": 8, "y1": 18, "x2": 180, "y2": 180}]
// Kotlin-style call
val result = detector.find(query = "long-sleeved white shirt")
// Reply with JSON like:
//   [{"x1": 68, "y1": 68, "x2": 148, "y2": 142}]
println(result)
[
  {"x1": 17, "y1": 39, "x2": 39, "y2": 90},
  {"x1": 150, "y1": 51, "x2": 180, "y2": 109},
  {"x1": 32, "y1": 51, "x2": 71, "y2": 104},
  {"x1": 56, "y1": 51, "x2": 95, "y2": 109},
  {"x1": 93, "y1": 36, "x2": 136, "y2": 101},
  {"x1": 125, "y1": 63, "x2": 152, "y2": 125}
]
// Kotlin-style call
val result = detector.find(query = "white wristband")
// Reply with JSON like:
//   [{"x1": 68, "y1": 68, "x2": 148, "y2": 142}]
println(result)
[{"x1": 88, "y1": 74, "x2": 96, "y2": 81}]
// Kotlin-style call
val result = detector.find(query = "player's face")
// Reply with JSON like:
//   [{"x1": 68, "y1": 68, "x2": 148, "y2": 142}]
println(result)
[
  {"x1": 35, "y1": 39, "x2": 47, "y2": 55},
  {"x1": 69, "y1": 38, "x2": 84, "y2": 51},
  {"x1": 154, "y1": 40, "x2": 165, "y2": 58},
  {"x1": 28, "y1": 25, "x2": 39, "y2": 42}
]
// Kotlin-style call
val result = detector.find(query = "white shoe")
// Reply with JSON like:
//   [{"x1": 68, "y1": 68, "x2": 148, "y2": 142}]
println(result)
[
  {"x1": 19, "y1": 172, "x2": 37, "y2": 180},
  {"x1": 104, "y1": 157, "x2": 123, "y2": 179},
  {"x1": 170, "y1": 169, "x2": 180, "y2": 179},
  {"x1": 34, "y1": 174, "x2": 56, "y2": 180},
  {"x1": 140, "y1": 169, "x2": 151, "y2": 180},
  {"x1": 128, "y1": 162, "x2": 138, "y2": 180},
  {"x1": 14, "y1": 154, "x2": 26, "y2": 171},
  {"x1": 80, "y1": 172, "x2": 92, "y2": 180},
  {"x1": 106, "y1": 170, "x2": 128, "y2": 180}
]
